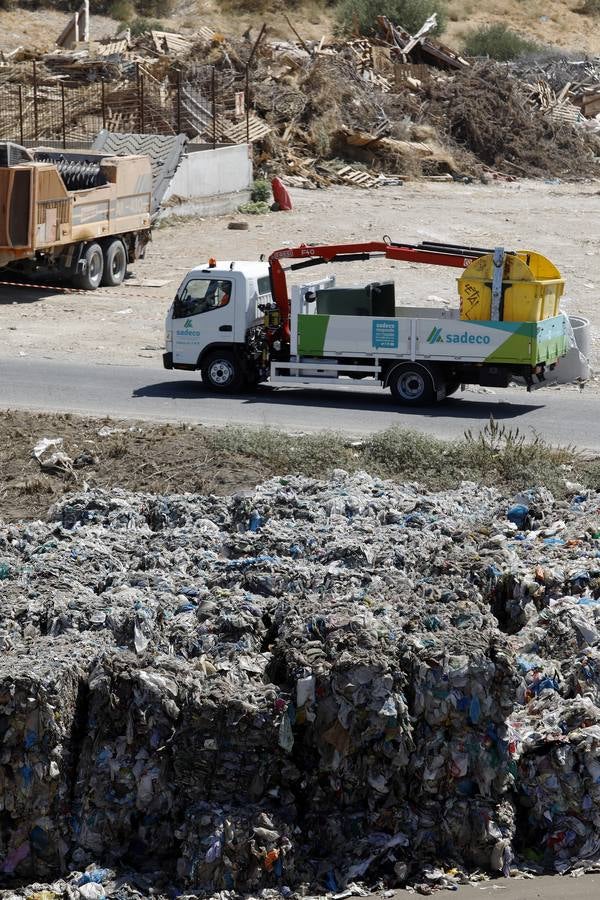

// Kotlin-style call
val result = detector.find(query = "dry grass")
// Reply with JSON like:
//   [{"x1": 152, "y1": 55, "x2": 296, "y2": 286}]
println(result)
[
  {"x1": 445, "y1": 0, "x2": 600, "y2": 54},
  {"x1": 0, "y1": 7, "x2": 115, "y2": 52},
  {"x1": 424, "y1": 62, "x2": 600, "y2": 177},
  {"x1": 1, "y1": 409, "x2": 598, "y2": 523},
  {"x1": 206, "y1": 0, "x2": 600, "y2": 52},
  {"x1": 0, "y1": 0, "x2": 595, "y2": 54}
]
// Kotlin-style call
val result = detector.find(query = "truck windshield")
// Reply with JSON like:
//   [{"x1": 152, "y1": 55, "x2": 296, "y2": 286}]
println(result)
[{"x1": 173, "y1": 278, "x2": 232, "y2": 319}]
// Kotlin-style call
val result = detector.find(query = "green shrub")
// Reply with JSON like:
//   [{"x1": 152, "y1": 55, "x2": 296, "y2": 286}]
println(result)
[
  {"x1": 137, "y1": 0, "x2": 174, "y2": 16},
  {"x1": 129, "y1": 16, "x2": 163, "y2": 36},
  {"x1": 238, "y1": 200, "x2": 269, "y2": 214},
  {"x1": 336, "y1": 0, "x2": 447, "y2": 36},
  {"x1": 109, "y1": 0, "x2": 134, "y2": 21},
  {"x1": 250, "y1": 178, "x2": 271, "y2": 202},
  {"x1": 90, "y1": 0, "x2": 173, "y2": 12},
  {"x1": 463, "y1": 23, "x2": 539, "y2": 60},
  {"x1": 88, "y1": 0, "x2": 113, "y2": 11}
]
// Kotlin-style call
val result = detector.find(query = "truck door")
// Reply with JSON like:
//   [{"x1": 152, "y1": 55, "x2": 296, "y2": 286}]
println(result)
[{"x1": 172, "y1": 276, "x2": 235, "y2": 366}]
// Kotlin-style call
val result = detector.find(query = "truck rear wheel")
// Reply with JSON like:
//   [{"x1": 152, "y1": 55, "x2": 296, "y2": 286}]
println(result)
[
  {"x1": 73, "y1": 243, "x2": 104, "y2": 291},
  {"x1": 201, "y1": 351, "x2": 244, "y2": 393},
  {"x1": 101, "y1": 239, "x2": 127, "y2": 287},
  {"x1": 388, "y1": 363, "x2": 436, "y2": 405}
]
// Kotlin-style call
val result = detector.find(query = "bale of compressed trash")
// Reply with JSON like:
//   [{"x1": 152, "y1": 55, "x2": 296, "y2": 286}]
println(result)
[
  {"x1": 2, "y1": 472, "x2": 600, "y2": 893},
  {"x1": 176, "y1": 803, "x2": 295, "y2": 891},
  {"x1": 0, "y1": 637, "x2": 91, "y2": 879},
  {"x1": 73, "y1": 653, "x2": 191, "y2": 870},
  {"x1": 514, "y1": 695, "x2": 600, "y2": 872}
]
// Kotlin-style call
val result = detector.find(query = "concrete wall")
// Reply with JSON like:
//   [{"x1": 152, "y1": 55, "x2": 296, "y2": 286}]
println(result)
[{"x1": 163, "y1": 143, "x2": 253, "y2": 215}]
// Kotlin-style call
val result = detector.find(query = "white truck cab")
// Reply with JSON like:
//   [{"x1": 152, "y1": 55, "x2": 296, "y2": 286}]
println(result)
[{"x1": 163, "y1": 259, "x2": 271, "y2": 390}]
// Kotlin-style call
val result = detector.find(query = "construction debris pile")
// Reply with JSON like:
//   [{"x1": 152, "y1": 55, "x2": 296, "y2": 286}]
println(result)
[
  {"x1": 250, "y1": 19, "x2": 600, "y2": 183},
  {"x1": 1, "y1": 11, "x2": 600, "y2": 186},
  {"x1": 512, "y1": 56, "x2": 600, "y2": 131},
  {"x1": 4, "y1": 473, "x2": 600, "y2": 896}
]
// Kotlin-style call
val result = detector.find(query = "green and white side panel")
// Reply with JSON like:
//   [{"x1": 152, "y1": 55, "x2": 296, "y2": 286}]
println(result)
[
  {"x1": 297, "y1": 314, "x2": 409, "y2": 358},
  {"x1": 296, "y1": 313, "x2": 569, "y2": 366}
]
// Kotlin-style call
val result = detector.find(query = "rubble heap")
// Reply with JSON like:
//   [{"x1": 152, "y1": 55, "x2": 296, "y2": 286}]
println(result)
[
  {"x1": 3, "y1": 474, "x2": 600, "y2": 895},
  {"x1": 1, "y1": 14, "x2": 600, "y2": 186}
]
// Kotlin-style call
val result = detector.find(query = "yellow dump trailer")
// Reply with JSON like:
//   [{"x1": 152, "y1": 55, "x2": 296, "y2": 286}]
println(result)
[
  {"x1": 0, "y1": 142, "x2": 152, "y2": 289},
  {"x1": 458, "y1": 250, "x2": 564, "y2": 323}
]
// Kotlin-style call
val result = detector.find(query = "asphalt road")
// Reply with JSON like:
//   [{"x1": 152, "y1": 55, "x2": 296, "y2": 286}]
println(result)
[{"x1": 0, "y1": 356, "x2": 596, "y2": 447}]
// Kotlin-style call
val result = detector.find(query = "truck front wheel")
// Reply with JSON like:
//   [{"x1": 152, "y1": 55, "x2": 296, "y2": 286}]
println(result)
[
  {"x1": 73, "y1": 243, "x2": 104, "y2": 290},
  {"x1": 388, "y1": 363, "x2": 436, "y2": 405},
  {"x1": 101, "y1": 239, "x2": 127, "y2": 287},
  {"x1": 201, "y1": 351, "x2": 244, "y2": 392}
]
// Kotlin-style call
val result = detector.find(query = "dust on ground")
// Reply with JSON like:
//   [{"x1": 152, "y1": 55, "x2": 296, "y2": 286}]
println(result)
[
  {"x1": 0, "y1": 180, "x2": 598, "y2": 371},
  {"x1": 395, "y1": 873, "x2": 600, "y2": 897}
]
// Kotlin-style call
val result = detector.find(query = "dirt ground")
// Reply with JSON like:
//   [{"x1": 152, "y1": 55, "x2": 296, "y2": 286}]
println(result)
[
  {"x1": 3, "y1": 398, "x2": 598, "y2": 522},
  {"x1": 0, "y1": 180, "x2": 598, "y2": 372},
  {"x1": 0, "y1": 410, "x2": 267, "y2": 521},
  {"x1": 1, "y1": 0, "x2": 599, "y2": 55},
  {"x1": 395, "y1": 873, "x2": 600, "y2": 897},
  {"x1": 0, "y1": 8, "x2": 115, "y2": 54}
]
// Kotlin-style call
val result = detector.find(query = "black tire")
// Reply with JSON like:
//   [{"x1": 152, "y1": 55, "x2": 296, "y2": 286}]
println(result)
[
  {"x1": 201, "y1": 351, "x2": 244, "y2": 392},
  {"x1": 446, "y1": 380, "x2": 461, "y2": 397},
  {"x1": 388, "y1": 363, "x2": 436, "y2": 405},
  {"x1": 73, "y1": 243, "x2": 104, "y2": 291},
  {"x1": 101, "y1": 239, "x2": 127, "y2": 287}
]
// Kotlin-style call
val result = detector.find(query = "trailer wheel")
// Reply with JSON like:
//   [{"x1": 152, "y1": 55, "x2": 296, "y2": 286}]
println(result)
[
  {"x1": 201, "y1": 351, "x2": 244, "y2": 392},
  {"x1": 101, "y1": 239, "x2": 127, "y2": 287},
  {"x1": 388, "y1": 363, "x2": 436, "y2": 405},
  {"x1": 446, "y1": 380, "x2": 461, "y2": 397},
  {"x1": 73, "y1": 243, "x2": 104, "y2": 291}
]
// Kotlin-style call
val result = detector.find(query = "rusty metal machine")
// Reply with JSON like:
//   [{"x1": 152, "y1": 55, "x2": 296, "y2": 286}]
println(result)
[{"x1": 0, "y1": 142, "x2": 152, "y2": 289}]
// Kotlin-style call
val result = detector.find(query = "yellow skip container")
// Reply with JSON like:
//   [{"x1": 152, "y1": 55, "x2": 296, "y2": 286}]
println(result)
[{"x1": 458, "y1": 250, "x2": 564, "y2": 322}]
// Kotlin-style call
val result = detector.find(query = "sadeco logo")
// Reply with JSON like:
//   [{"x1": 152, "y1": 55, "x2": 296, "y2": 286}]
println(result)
[
  {"x1": 427, "y1": 326, "x2": 444, "y2": 344},
  {"x1": 427, "y1": 326, "x2": 490, "y2": 346},
  {"x1": 176, "y1": 318, "x2": 201, "y2": 338}
]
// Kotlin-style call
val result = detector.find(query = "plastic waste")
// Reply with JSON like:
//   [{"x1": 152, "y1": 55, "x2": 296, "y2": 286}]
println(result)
[{"x1": 2, "y1": 474, "x2": 600, "y2": 893}]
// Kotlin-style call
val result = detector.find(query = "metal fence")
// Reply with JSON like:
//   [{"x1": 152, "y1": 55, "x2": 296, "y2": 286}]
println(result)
[{"x1": 0, "y1": 62, "x2": 252, "y2": 147}]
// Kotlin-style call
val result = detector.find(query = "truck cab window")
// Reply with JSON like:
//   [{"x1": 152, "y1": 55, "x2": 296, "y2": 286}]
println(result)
[{"x1": 173, "y1": 279, "x2": 232, "y2": 319}]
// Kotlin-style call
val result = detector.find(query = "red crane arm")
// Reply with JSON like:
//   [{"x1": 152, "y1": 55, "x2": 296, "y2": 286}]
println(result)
[{"x1": 268, "y1": 239, "x2": 496, "y2": 321}]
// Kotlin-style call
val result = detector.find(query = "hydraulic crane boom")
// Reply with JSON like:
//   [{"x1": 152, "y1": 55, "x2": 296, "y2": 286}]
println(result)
[{"x1": 268, "y1": 238, "x2": 508, "y2": 322}]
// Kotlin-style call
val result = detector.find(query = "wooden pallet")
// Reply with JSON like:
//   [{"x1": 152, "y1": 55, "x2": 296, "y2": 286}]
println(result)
[
  {"x1": 337, "y1": 165, "x2": 379, "y2": 188},
  {"x1": 220, "y1": 114, "x2": 271, "y2": 143},
  {"x1": 151, "y1": 30, "x2": 194, "y2": 56}
]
